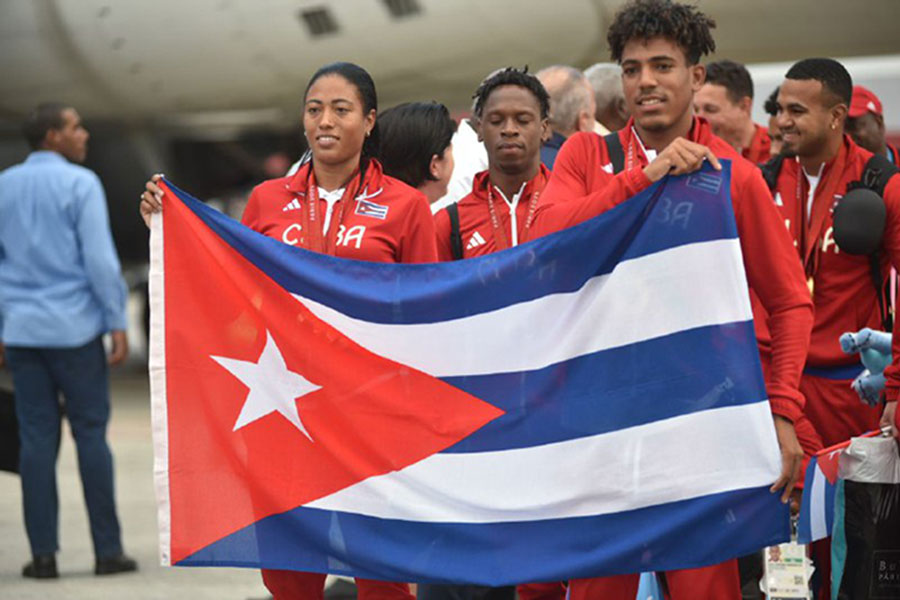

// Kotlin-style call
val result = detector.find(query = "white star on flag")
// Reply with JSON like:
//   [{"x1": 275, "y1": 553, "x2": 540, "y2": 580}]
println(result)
[{"x1": 211, "y1": 330, "x2": 321, "y2": 440}]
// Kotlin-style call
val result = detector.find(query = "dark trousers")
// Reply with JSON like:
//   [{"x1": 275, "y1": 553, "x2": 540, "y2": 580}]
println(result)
[
  {"x1": 417, "y1": 585, "x2": 515, "y2": 600},
  {"x1": 6, "y1": 336, "x2": 123, "y2": 559}
]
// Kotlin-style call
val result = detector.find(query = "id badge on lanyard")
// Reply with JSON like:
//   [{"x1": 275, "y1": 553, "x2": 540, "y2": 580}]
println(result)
[{"x1": 762, "y1": 517, "x2": 813, "y2": 599}]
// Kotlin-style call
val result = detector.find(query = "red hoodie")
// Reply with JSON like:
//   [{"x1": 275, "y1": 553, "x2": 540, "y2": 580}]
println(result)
[
  {"x1": 434, "y1": 165, "x2": 550, "y2": 260},
  {"x1": 532, "y1": 117, "x2": 814, "y2": 423},
  {"x1": 242, "y1": 159, "x2": 437, "y2": 263}
]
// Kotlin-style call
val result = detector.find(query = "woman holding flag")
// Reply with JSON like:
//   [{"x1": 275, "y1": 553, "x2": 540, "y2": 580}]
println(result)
[{"x1": 140, "y1": 61, "x2": 434, "y2": 600}]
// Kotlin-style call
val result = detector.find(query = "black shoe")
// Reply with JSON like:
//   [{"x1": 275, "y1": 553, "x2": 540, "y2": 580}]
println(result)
[
  {"x1": 94, "y1": 553, "x2": 138, "y2": 576},
  {"x1": 324, "y1": 579, "x2": 358, "y2": 600},
  {"x1": 22, "y1": 554, "x2": 58, "y2": 579}
]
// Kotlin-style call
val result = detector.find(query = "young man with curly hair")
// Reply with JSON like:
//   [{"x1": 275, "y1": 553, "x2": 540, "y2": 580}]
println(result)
[
  {"x1": 531, "y1": 1, "x2": 815, "y2": 598},
  {"x1": 434, "y1": 68, "x2": 553, "y2": 261}
]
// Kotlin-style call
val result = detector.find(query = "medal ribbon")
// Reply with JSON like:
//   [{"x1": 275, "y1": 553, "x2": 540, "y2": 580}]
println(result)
[
  {"x1": 302, "y1": 167, "x2": 362, "y2": 255},
  {"x1": 795, "y1": 149, "x2": 847, "y2": 292}
]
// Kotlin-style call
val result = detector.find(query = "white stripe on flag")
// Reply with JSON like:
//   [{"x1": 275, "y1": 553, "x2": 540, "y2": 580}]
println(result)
[
  {"x1": 148, "y1": 212, "x2": 172, "y2": 566},
  {"x1": 809, "y1": 465, "x2": 828, "y2": 541},
  {"x1": 294, "y1": 239, "x2": 753, "y2": 377},
  {"x1": 305, "y1": 403, "x2": 781, "y2": 523}
]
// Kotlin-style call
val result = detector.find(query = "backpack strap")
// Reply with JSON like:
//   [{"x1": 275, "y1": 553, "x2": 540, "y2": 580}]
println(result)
[
  {"x1": 855, "y1": 153, "x2": 899, "y2": 196},
  {"x1": 868, "y1": 251, "x2": 892, "y2": 331},
  {"x1": 759, "y1": 154, "x2": 786, "y2": 193},
  {"x1": 446, "y1": 203, "x2": 463, "y2": 261},
  {"x1": 603, "y1": 132, "x2": 625, "y2": 174},
  {"x1": 854, "y1": 154, "x2": 900, "y2": 331}
]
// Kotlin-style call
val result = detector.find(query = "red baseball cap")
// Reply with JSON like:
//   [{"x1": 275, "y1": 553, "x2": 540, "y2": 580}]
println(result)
[{"x1": 849, "y1": 85, "x2": 883, "y2": 118}]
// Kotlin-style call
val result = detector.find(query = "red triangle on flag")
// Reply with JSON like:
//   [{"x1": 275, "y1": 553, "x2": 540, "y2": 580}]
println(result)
[
  {"x1": 816, "y1": 449, "x2": 841, "y2": 484},
  {"x1": 160, "y1": 186, "x2": 503, "y2": 564}
]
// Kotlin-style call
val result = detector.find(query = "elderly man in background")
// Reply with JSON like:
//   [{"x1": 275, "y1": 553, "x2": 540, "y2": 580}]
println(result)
[
  {"x1": 583, "y1": 62, "x2": 630, "y2": 134},
  {"x1": 536, "y1": 66, "x2": 596, "y2": 169}
]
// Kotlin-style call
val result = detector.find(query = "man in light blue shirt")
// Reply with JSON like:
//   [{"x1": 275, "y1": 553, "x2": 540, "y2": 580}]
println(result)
[{"x1": 0, "y1": 103, "x2": 137, "y2": 579}]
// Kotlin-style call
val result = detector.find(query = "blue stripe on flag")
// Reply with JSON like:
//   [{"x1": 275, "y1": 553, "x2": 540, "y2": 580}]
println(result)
[
  {"x1": 440, "y1": 320, "x2": 764, "y2": 453},
  {"x1": 178, "y1": 484, "x2": 788, "y2": 585},
  {"x1": 797, "y1": 456, "x2": 836, "y2": 544},
  {"x1": 163, "y1": 162, "x2": 735, "y2": 325}
]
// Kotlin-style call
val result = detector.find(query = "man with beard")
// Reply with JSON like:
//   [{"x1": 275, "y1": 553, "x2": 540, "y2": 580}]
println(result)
[
  {"x1": 768, "y1": 56, "x2": 900, "y2": 600},
  {"x1": 772, "y1": 59, "x2": 899, "y2": 450}
]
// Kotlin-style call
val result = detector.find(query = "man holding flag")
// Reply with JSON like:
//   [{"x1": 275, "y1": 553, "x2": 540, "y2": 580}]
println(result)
[{"x1": 532, "y1": 0, "x2": 815, "y2": 597}]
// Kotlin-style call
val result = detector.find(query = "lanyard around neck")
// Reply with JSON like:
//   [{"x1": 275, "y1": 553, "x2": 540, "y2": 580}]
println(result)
[
  {"x1": 485, "y1": 175, "x2": 544, "y2": 251},
  {"x1": 303, "y1": 169, "x2": 361, "y2": 255}
]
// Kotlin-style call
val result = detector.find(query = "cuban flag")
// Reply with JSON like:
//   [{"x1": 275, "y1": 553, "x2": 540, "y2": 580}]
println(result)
[
  {"x1": 797, "y1": 450, "x2": 840, "y2": 544},
  {"x1": 355, "y1": 197, "x2": 389, "y2": 220},
  {"x1": 796, "y1": 430, "x2": 884, "y2": 544},
  {"x1": 148, "y1": 162, "x2": 789, "y2": 584}
]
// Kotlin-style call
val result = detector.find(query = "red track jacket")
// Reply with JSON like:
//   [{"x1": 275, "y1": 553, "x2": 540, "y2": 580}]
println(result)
[
  {"x1": 743, "y1": 123, "x2": 772, "y2": 165},
  {"x1": 242, "y1": 160, "x2": 437, "y2": 264},
  {"x1": 767, "y1": 137, "x2": 900, "y2": 403},
  {"x1": 434, "y1": 166, "x2": 550, "y2": 260}
]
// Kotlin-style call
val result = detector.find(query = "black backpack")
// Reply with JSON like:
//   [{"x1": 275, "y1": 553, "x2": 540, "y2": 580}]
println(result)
[{"x1": 759, "y1": 153, "x2": 899, "y2": 330}]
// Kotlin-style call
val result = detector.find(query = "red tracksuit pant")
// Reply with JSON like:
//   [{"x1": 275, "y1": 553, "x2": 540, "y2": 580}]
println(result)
[
  {"x1": 800, "y1": 372, "x2": 882, "y2": 448},
  {"x1": 567, "y1": 560, "x2": 741, "y2": 600}
]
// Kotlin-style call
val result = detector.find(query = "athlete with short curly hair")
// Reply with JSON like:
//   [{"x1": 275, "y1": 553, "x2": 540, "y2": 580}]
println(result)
[
  {"x1": 532, "y1": 1, "x2": 815, "y2": 598},
  {"x1": 434, "y1": 67, "x2": 553, "y2": 261}
]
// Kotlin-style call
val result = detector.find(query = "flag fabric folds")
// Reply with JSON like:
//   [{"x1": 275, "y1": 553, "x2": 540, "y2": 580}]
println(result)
[{"x1": 148, "y1": 162, "x2": 788, "y2": 585}]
